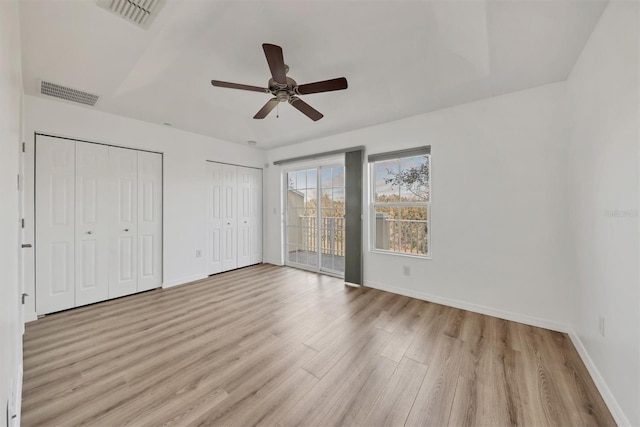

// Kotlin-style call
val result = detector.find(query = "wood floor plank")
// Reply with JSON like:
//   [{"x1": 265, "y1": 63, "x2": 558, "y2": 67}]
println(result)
[{"x1": 21, "y1": 264, "x2": 616, "y2": 427}]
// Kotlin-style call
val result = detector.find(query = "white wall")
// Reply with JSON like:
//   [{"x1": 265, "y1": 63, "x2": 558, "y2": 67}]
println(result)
[
  {"x1": 565, "y1": 2, "x2": 640, "y2": 425},
  {"x1": 0, "y1": 0, "x2": 23, "y2": 424},
  {"x1": 265, "y1": 82, "x2": 573, "y2": 330},
  {"x1": 23, "y1": 95, "x2": 266, "y2": 322}
]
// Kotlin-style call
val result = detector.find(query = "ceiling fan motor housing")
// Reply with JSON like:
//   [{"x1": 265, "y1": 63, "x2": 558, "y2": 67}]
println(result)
[{"x1": 269, "y1": 75, "x2": 297, "y2": 102}]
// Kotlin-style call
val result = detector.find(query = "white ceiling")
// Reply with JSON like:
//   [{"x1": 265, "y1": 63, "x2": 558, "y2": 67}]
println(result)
[{"x1": 20, "y1": 0, "x2": 608, "y2": 149}]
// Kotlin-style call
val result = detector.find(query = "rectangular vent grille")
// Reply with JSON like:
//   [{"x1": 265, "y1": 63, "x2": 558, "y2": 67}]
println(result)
[
  {"x1": 97, "y1": 0, "x2": 165, "y2": 29},
  {"x1": 40, "y1": 81, "x2": 100, "y2": 106}
]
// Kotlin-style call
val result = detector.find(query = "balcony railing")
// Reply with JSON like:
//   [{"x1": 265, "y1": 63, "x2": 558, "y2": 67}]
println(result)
[
  {"x1": 293, "y1": 216, "x2": 345, "y2": 256},
  {"x1": 376, "y1": 215, "x2": 428, "y2": 255}
]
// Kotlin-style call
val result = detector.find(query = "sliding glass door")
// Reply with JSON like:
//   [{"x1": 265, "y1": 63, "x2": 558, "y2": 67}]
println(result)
[{"x1": 285, "y1": 165, "x2": 345, "y2": 276}]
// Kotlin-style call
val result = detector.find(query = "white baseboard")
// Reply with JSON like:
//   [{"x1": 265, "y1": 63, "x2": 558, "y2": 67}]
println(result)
[
  {"x1": 567, "y1": 330, "x2": 630, "y2": 427},
  {"x1": 162, "y1": 273, "x2": 208, "y2": 289},
  {"x1": 364, "y1": 280, "x2": 570, "y2": 333}
]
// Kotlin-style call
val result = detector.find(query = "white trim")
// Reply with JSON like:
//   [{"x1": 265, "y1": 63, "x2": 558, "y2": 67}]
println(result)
[
  {"x1": 162, "y1": 273, "x2": 208, "y2": 289},
  {"x1": 13, "y1": 363, "x2": 23, "y2": 427},
  {"x1": 567, "y1": 330, "x2": 631, "y2": 427},
  {"x1": 364, "y1": 279, "x2": 570, "y2": 333}
]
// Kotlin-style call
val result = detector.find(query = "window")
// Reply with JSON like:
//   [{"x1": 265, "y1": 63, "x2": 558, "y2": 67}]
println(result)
[{"x1": 369, "y1": 147, "x2": 430, "y2": 257}]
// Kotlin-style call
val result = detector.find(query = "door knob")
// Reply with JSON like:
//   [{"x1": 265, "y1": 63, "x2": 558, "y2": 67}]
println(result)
[
  {"x1": 87, "y1": 231, "x2": 93, "y2": 234},
  {"x1": 124, "y1": 228, "x2": 129, "y2": 232}
]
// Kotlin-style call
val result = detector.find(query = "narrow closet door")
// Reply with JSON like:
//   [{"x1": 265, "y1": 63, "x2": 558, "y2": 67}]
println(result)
[
  {"x1": 237, "y1": 166, "x2": 252, "y2": 268},
  {"x1": 35, "y1": 136, "x2": 75, "y2": 314},
  {"x1": 206, "y1": 162, "x2": 223, "y2": 274},
  {"x1": 75, "y1": 142, "x2": 110, "y2": 306},
  {"x1": 138, "y1": 151, "x2": 163, "y2": 291},
  {"x1": 108, "y1": 147, "x2": 138, "y2": 298},
  {"x1": 222, "y1": 164, "x2": 237, "y2": 271},
  {"x1": 250, "y1": 168, "x2": 263, "y2": 265}
]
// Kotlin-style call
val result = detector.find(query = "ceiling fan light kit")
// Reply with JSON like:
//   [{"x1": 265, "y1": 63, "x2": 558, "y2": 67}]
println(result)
[{"x1": 211, "y1": 43, "x2": 348, "y2": 121}]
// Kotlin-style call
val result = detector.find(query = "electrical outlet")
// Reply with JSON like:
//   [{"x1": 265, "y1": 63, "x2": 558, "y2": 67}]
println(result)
[
  {"x1": 402, "y1": 266, "x2": 410, "y2": 276},
  {"x1": 195, "y1": 249, "x2": 202, "y2": 258},
  {"x1": 598, "y1": 316, "x2": 605, "y2": 337}
]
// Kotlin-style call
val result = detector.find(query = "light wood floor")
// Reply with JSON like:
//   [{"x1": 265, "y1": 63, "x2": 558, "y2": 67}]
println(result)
[{"x1": 23, "y1": 264, "x2": 615, "y2": 426}]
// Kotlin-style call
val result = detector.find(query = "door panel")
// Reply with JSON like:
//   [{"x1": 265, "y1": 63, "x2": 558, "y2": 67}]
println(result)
[
  {"x1": 75, "y1": 142, "x2": 110, "y2": 306},
  {"x1": 35, "y1": 131, "x2": 76, "y2": 314},
  {"x1": 222, "y1": 164, "x2": 237, "y2": 271},
  {"x1": 237, "y1": 167, "x2": 251, "y2": 268},
  {"x1": 285, "y1": 165, "x2": 344, "y2": 276},
  {"x1": 108, "y1": 147, "x2": 138, "y2": 298},
  {"x1": 250, "y1": 168, "x2": 262, "y2": 265},
  {"x1": 138, "y1": 151, "x2": 162, "y2": 291},
  {"x1": 206, "y1": 162, "x2": 223, "y2": 274}
]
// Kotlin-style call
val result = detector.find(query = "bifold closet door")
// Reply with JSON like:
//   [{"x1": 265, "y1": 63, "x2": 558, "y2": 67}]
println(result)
[
  {"x1": 75, "y1": 142, "x2": 110, "y2": 306},
  {"x1": 206, "y1": 162, "x2": 223, "y2": 275},
  {"x1": 237, "y1": 166, "x2": 252, "y2": 268},
  {"x1": 137, "y1": 151, "x2": 163, "y2": 291},
  {"x1": 35, "y1": 136, "x2": 76, "y2": 314},
  {"x1": 250, "y1": 168, "x2": 262, "y2": 265},
  {"x1": 221, "y1": 164, "x2": 238, "y2": 271},
  {"x1": 108, "y1": 147, "x2": 138, "y2": 298}
]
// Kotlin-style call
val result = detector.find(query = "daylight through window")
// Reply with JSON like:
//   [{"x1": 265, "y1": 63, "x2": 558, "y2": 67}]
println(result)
[{"x1": 369, "y1": 148, "x2": 430, "y2": 257}]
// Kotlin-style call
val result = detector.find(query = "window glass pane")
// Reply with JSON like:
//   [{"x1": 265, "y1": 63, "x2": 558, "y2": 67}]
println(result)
[
  {"x1": 333, "y1": 187, "x2": 345, "y2": 204},
  {"x1": 307, "y1": 169, "x2": 317, "y2": 189},
  {"x1": 374, "y1": 160, "x2": 401, "y2": 202},
  {"x1": 321, "y1": 167, "x2": 333, "y2": 188},
  {"x1": 288, "y1": 172, "x2": 296, "y2": 189},
  {"x1": 321, "y1": 189, "x2": 333, "y2": 208},
  {"x1": 399, "y1": 207, "x2": 429, "y2": 255},
  {"x1": 374, "y1": 206, "x2": 398, "y2": 250},
  {"x1": 305, "y1": 189, "x2": 317, "y2": 207},
  {"x1": 296, "y1": 170, "x2": 306, "y2": 190},
  {"x1": 399, "y1": 155, "x2": 429, "y2": 202},
  {"x1": 288, "y1": 245, "x2": 298, "y2": 263},
  {"x1": 332, "y1": 166, "x2": 345, "y2": 187}
]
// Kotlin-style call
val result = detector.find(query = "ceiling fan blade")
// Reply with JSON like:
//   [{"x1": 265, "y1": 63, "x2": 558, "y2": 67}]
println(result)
[
  {"x1": 211, "y1": 80, "x2": 269, "y2": 93},
  {"x1": 296, "y1": 77, "x2": 348, "y2": 95},
  {"x1": 289, "y1": 97, "x2": 323, "y2": 121},
  {"x1": 262, "y1": 43, "x2": 287, "y2": 85},
  {"x1": 254, "y1": 98, "x2": 279, "y2": 119}
]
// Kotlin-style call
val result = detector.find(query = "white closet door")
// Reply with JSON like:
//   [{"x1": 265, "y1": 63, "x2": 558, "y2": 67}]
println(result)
[
  {"x1": 222, "y1": 164, "x2": 237, "y2": 271},
  {"x1": 206, "y1": 162, "x2": 223, "y2": 274},
  {"x1": 35, "y1": 136, "x2": 76, "y2": 314},
  {"x1": 108, "y1": 147, "x2": 138, "y2": 298},
  {"x1": 250, "y1": 168, "x2": 263, "y2": 265},
  {"x1": 75, "y1": 142, "x2": 110, "y2": 306},
  {"x1": 138, "y1": 151, "x2": 163, "y2": 291},
  {"x1": 237, "y1": 166, "x2": 252, "y2": 268}
]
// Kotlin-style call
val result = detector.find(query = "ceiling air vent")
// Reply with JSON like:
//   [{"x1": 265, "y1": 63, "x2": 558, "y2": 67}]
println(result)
[
  {"x1": 97, "y1": 0, "x2": 165, "y2": 30},
  {"x1": 40, "y1": 81, "x2": 100, "y2": 106}
]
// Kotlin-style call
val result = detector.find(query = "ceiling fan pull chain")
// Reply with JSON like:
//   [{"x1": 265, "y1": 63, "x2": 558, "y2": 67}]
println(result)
[{"x1": 277, "y1": 103, "x2": 279, "y2": 118}]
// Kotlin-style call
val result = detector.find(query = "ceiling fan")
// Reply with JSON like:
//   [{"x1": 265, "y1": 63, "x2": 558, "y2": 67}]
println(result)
[{"x1": 211, "y1": 43, "x2": 348, "y2": 121}]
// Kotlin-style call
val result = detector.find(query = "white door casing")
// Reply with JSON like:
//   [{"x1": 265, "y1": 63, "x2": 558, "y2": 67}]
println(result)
[
  {"x1": 75, "y1": 142, "x2": 110, "y2": 306},
  {"x1": 137, "y1": 151, "x2": 163, "y2": 291},
  {"x1": 108, "y1": 147, "x2": 138, "y2": 298},
  {"x1": 35, "y1": 136, "x2": 75, "y2": 314}
]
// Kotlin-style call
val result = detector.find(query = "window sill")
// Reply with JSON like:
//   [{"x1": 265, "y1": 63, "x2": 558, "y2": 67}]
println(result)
[{"x1": 369, "y1": 249, "x2": 431, "y2": 260}]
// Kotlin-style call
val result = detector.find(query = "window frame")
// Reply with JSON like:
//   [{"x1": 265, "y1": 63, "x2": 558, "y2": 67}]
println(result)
[{"x1": 369, "y1": 151, "x2": 431, "y2": 259}]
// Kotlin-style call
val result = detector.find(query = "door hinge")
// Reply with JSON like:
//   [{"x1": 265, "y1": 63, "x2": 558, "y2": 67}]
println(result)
[
  {"x1": 22, "y1": 142, "x2": 25, "y2": 153},
  {"x1": 21, "y1": 293, "x2": 28, "y2": 304},
  {"x1": 20, "y1": 218, "x2": 24, "y2": 228}
]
